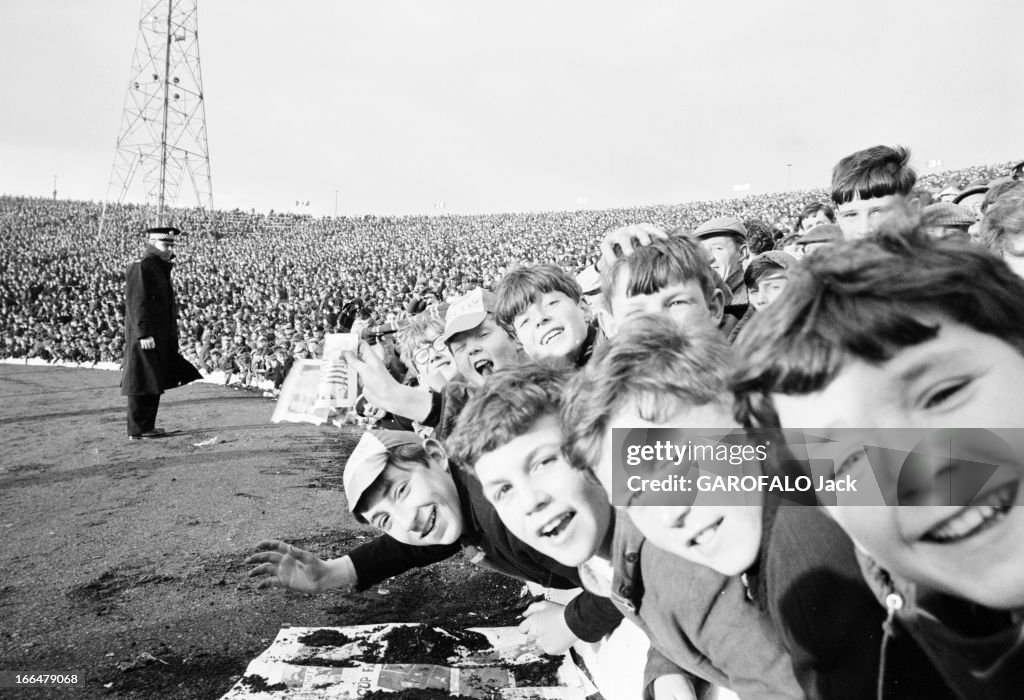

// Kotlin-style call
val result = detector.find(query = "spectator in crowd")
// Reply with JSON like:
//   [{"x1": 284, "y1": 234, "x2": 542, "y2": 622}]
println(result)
[
  {"x1": 0, "y1": 157, "x2": 1015, "y2": 375},
  {"x1": 744, "y1": 250, "x2": 797, "y2": 312},
  {"x1": 743, "y1": 218, "x2": 777, "y2": 256},
  {"x1": 921, "y1": 201, "x2": 975, "y2": 243},
  {"x1": 797, "y1": 223, "x2": 845, "y2": 257},
  {"x1": 692, "y1": 216, "x2": 750, "y2": 306},
  {"x1": 793, "y1": 202, "x2": 835, "y2": 234},
  {"x1": 831, "y1": 145, "x2": 917, "y2": 239},
  {"x1": 980, "y1": 187, "x2": 1024, "y2": 279}
]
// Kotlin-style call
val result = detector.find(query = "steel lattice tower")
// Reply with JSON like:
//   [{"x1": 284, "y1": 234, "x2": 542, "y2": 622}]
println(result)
[{"x1": 103, "y1": 0, "x2": 212, "y2": 229}]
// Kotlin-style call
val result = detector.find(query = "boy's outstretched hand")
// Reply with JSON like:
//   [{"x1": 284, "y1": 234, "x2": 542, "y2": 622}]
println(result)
[
  {"x1": 518, "y1": 600, "x2": 578, "y2": 655},
  {"x1": 245, "y1": 540, "x2": 344, "y2": 594}
]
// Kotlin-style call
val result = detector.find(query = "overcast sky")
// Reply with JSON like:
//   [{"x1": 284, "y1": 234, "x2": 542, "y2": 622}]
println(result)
[{"x1": 2, "y1": 0, "x2": 1022, "y2": 216}]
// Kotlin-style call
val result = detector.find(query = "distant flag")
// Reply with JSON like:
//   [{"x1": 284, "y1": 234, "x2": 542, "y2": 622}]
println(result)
[
  {"x1": 434, "y1": 201, "x2": 446, "y2": 209},
  {"x1": 927, "y1": 159, "x2": 943, "y2": 168},
  {"x1": 576, "y1": 196, "x2": 588, "y2": 205},
  {"x1": 732, "y1": 183, "x2": 751, "y2": 192}
]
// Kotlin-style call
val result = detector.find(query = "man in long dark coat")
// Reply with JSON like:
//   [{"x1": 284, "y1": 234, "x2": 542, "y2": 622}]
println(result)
[{"x1": 121, "y1": 227, "x2": 201, "y2": 439}]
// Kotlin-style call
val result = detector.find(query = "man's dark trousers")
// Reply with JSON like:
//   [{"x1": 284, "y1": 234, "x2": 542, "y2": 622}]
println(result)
[{"x1": 127, "y1": 394, "x2": 161, "y2": 436}]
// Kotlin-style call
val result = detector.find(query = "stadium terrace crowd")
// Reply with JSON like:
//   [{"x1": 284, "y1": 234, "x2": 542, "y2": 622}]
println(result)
[{"x1": 0, "y1": 159, "x2": 1015, "y2": 384}]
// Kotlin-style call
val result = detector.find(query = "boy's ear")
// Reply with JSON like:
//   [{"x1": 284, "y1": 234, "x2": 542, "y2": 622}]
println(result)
[
  {"x1": 576, "y1": 298, "x2": 592, "y2": 322},
  {"x1": 423, "y1": 438, "x2": 450, "y2": 472},
  {"x1": 596, "y1": 305, "x2": 618, "y2": 339},
  {"x1": 707, "y1": 288, "x2": 725, "y2": 325}
]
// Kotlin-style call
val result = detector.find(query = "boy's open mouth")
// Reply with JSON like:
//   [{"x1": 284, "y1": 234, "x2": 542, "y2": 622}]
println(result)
[
  {"x1": 540, "y1": 328, "x2": 563, "y2": 347},
  {"x1": 921, "y1": 480, "x2": 1018, "y2": 544},
  {"x1": 418, "y1": 505, "x2": 438, "y2": 539},
  {"x1": 688, "y1": 517, "x2": 724, "y2": 548},
  {"x1": 537, "y1": 511, "x2": 576, "y2": 540},
  {"x1": 472, "y1": 358, "x2": 494, "y2": 376}
]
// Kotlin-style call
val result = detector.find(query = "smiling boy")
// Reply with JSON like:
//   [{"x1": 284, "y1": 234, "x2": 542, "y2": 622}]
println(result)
[
  {"x1": 732, "y1": 217, "x2": 1024, "y2": 698},
  {"x1": 449, "y1": 362, "x2": 803, "y2": 700},
  {"x1": 494, "y1": 263, "x2": 598, "y2": 366},
  {"x1": 247, "y1": 429, "x2": 622, "y2": 653}
]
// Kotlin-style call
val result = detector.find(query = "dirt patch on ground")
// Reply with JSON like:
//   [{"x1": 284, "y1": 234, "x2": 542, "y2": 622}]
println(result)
[{"x1": 0, "y1": 365, "x2": 522, "y2": 699}]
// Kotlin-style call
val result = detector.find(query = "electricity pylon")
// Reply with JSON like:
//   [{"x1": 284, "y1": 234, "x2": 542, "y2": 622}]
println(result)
[{"x1": 102, "y1": 0, "x2": 212, "y2": 231}]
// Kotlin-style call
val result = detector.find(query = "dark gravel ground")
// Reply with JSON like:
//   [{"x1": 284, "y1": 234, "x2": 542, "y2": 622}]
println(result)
[{"x1": 0, "y1": 364, "x2": 523, "y2": 699}]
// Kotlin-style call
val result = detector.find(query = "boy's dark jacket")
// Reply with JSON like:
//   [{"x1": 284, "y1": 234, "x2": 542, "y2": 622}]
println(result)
[
  {"x1": 601, "y1": 514, "x2": 803, "y2": 699},
  {"x1": 748, "y1": 493, "x2": 964, "y2": 700},
  {"x1": 347, "y1": 465, "x2": 622, "y2": 642},
  {"x1": 855, "y1": 550, "x2": 1024, "y2": 700}
]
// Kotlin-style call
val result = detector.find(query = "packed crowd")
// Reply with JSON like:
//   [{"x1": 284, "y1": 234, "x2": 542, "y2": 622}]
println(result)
[
  {"x1": 0, "y1": 159, "x2": 1013, "y2": 387},
  {"x1": 240, "y1": 145, "x2": 1024, "y2": 700}
]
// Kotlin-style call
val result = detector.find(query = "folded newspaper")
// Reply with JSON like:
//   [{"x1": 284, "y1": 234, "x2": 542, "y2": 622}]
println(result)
[
  {"x1": 220, "y1": 624, "x2": 596, "y2": 699},
  {"x1": 271, "y1": 333, "x2": 360, "y2": 425}
]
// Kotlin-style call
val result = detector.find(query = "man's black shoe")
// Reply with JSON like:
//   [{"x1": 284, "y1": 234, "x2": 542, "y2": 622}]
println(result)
[{"x1": 129, "y1": 429, "x2": 167, "y2": 441}]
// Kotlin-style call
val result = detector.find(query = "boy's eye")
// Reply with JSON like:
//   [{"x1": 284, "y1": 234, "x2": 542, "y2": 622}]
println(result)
[
  {"x1": 376, "y1": 514, "x2": 391, "y2": 531},
  {"x1": 836, "y1": 449, "x2": 866, "y2": 477},
  {"x1": 667, "y1": 298, "x2": 690, "y2": 307},
  {"x1": 492, "y1": 484, "x2": 511, "y2": 502},
  {"x1": 922, "y1": 379, "x2": 969, "y2": 409}
]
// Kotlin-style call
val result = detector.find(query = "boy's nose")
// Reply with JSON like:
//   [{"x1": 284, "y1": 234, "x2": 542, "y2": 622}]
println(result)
[{"x1": 521, "y1": 485, "x2": 552, "y2": 515}]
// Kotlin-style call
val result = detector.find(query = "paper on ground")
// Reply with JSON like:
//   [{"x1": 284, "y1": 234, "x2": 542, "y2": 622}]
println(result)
[{"x1": 220, "y1": 623, "x2": 596, "y2": 699}]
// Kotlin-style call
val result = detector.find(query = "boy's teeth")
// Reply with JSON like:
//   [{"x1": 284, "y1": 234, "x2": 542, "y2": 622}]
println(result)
[
  {"x1": 541, "y1": 329, "x2": 562, "y2": 346},
  {"x1": 540, "y1": 513, "x2": 573, "y2": 537},
  {"x1": 924, "y1": 482, "x2": 1016, "y2": 543},
  {"x1": 689, "y1": 518, "x2": 722, "y2": 547}
]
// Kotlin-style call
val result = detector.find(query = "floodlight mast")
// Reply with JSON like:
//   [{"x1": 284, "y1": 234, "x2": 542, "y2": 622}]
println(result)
[{"x1": 102, "y1": 0, "x2": 212, "y2": 232}]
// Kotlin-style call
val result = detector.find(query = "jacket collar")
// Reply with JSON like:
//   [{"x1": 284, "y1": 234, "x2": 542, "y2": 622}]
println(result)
[{"x1": 609, "y1": 513, "x2": 646, "y2": 613}]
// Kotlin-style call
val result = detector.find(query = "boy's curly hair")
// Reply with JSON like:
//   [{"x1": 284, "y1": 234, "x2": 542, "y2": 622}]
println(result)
[
  {"x1": 446, "y1": 361, "x2": 571, "y2": 473},
  {"x1": 563, "y1": 314, "x2": 732, "y2": 474}
]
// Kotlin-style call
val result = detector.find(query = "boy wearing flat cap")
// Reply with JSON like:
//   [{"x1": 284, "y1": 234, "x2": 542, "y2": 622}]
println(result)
[{"x1": 247, "y1": 429, "x2": 622, "y2": 655}]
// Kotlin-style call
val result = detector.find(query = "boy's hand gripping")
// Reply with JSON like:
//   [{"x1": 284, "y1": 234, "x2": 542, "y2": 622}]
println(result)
[
  {"x1": 652, "y1": 673, "x2": 699, "y2": 700},
  {"x1": 518, "y1": 600, "x2": 579, "y2": 655}
]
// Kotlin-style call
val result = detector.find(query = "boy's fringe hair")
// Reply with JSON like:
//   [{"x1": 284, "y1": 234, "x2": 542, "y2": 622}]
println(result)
[
  {"x1": 743, "y1": 256, "x2": 787, "y2": 290},
  {"x1": 562, "y1": 315, "x2": 732, "y2": 474},
  {"x1": 794, "y1": 202, "x2": 836, "y2": 230},
  {"x1": 494, "y1": 264, "x2": 582, "y2": 331},
  {"x1": 352, "y1": 442, "x2": 430, "y2": 523},
  {"x1": 396, "y1": 313, "x2": 445, "y2": 369},
  {"x1": 446, "y1": 361, "x2": 571, "y2": 473},
  {"x1": 831, "y1": 145, "x2": 917, "y2": 206},
  {"x1": 731, "y1": 211, "x2": 1024, "y2": 430},
  {"x1": 600, "y1": 233, "x2": 718, "y2": 310},
  {"x1": 980, "y1": 186, "x2": 1024, "y2": 252}
]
